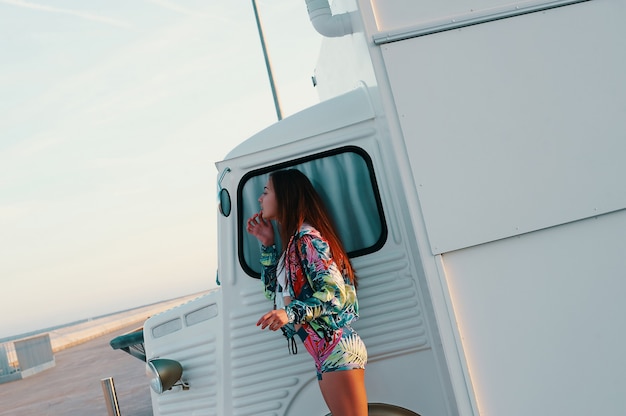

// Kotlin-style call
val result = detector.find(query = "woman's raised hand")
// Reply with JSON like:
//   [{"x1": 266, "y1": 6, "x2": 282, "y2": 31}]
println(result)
[{"x1": 246, "y1": 212, "x2": 275, "y2": 247}]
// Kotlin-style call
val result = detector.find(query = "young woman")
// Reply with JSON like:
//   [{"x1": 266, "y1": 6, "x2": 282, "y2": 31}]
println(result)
[{"x1": 246, "y1": 169, "x2": 368, "y2": 416}]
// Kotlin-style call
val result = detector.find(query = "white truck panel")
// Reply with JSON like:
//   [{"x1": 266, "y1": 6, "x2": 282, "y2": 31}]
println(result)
[
  {"x1": 144, "y1": 291, "x2": 222, "y2": 416},
  {"x1": 370, "y1": 0, "x2": 587, "y2": 32},
  {"x1": 380, "y1": 1, "x2": 626, "y2": 253},
  {"x1": 441, "y1": 209, "x2": 626, "y2": 415}
]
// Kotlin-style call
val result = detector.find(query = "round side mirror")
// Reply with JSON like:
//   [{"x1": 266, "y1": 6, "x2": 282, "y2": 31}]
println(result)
[{"x1": 218, "y1": 188, "x2": 231, "y2": 217}]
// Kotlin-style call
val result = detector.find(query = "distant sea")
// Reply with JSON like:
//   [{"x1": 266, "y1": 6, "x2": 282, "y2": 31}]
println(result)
[
  {"x1": 0, "y1": 310, "x2": 135, "y2": 344},
  {"x1": 0, "y1": 295, "x2": 202, "y2": 344}
]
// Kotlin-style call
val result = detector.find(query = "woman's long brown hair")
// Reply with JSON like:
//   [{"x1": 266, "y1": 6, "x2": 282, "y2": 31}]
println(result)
[{"x1": 270, "y1": 169, "x2": 356, "y2": 286}]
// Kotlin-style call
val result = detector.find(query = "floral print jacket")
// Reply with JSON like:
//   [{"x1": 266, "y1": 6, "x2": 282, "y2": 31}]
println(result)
[{"x1": 260, "y1": 223, "x2": 359, "y2": 340}]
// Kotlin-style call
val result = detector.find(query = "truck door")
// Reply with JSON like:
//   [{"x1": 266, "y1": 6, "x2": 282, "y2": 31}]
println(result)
[{"x1": 215, "y1": 88, "x2": 460, "y2": 416}]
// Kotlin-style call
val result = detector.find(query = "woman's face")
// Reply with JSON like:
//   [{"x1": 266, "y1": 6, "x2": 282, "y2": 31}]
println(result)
[{"x1": 259, "y1": 178, "x2": 278, "y2": 220}]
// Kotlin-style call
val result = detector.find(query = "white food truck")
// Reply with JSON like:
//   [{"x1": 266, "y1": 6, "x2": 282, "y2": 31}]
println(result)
[{"x1": 111, "y1": 0, "x2": 626, "y2": 415}]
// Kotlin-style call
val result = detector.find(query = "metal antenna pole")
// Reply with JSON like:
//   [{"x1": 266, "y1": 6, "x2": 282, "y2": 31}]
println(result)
[{"x1": 252, "y1": 0, "x2": 283, "y2": 121}]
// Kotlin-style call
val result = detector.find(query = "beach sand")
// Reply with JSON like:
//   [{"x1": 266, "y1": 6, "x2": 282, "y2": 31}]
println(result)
[{"x1": 0, "y1": 323, "x2": 153, "y2": 416}]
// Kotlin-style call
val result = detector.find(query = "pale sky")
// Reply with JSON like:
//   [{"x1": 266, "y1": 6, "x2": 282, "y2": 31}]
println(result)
[{"x1": 0, "y1": 0, "x2": 322, "y2": 339}]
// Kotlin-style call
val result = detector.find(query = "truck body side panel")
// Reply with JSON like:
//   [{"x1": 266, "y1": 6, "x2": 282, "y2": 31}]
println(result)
[
  {"x1": 370, "y1": 0, "x2": 576, "y2": 32},
  {"x1": 442, "y1": 209, "x2": 626, "y2": 415},
  {"x1": 372, "y1": 1, "x2": 626, "y2": 414},
  {"x1": 380, "y1": 1, "x2": 626, "y2": 254}
]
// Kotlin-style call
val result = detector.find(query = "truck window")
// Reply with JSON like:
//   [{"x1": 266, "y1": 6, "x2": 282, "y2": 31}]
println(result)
[{"x1": 238, "y1": 146, "x2": 386, "y2": 277}]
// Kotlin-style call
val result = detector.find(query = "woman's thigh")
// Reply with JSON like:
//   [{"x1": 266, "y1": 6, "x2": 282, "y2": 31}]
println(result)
[{"x1": 318, "y1": 369, "x2": 367, "y2": 416}]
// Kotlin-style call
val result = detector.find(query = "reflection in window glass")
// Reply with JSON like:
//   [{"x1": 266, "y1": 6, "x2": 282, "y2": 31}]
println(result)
[{"x1": 240, "y1": 147, "x2": 385, "y2": 276}]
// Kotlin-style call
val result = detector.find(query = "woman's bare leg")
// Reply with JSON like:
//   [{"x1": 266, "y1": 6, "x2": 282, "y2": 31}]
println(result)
[{"x1": 318, "y1": 369, "x2": 367, "y2": 416}]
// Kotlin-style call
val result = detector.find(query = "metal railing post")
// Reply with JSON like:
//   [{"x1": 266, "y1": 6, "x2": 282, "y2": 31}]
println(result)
[{"x1": 101, "y1": 377, "x2": 122, "y2": 416}]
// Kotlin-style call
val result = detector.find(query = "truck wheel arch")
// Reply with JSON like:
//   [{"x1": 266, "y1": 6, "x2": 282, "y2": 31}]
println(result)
[{"x1": 324, "y1": 403, "x2": 421, "y2": 415}]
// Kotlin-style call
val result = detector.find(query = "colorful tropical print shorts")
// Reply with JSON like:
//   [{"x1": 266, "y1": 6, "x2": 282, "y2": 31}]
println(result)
[{"x1": 298, "y1": 325, "x2": 367, "y2": 380}]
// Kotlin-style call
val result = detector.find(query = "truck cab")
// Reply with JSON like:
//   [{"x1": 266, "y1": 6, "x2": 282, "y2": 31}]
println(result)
[{"x1": 114, "y1": 1, "x2": 626, "y2": 415}]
